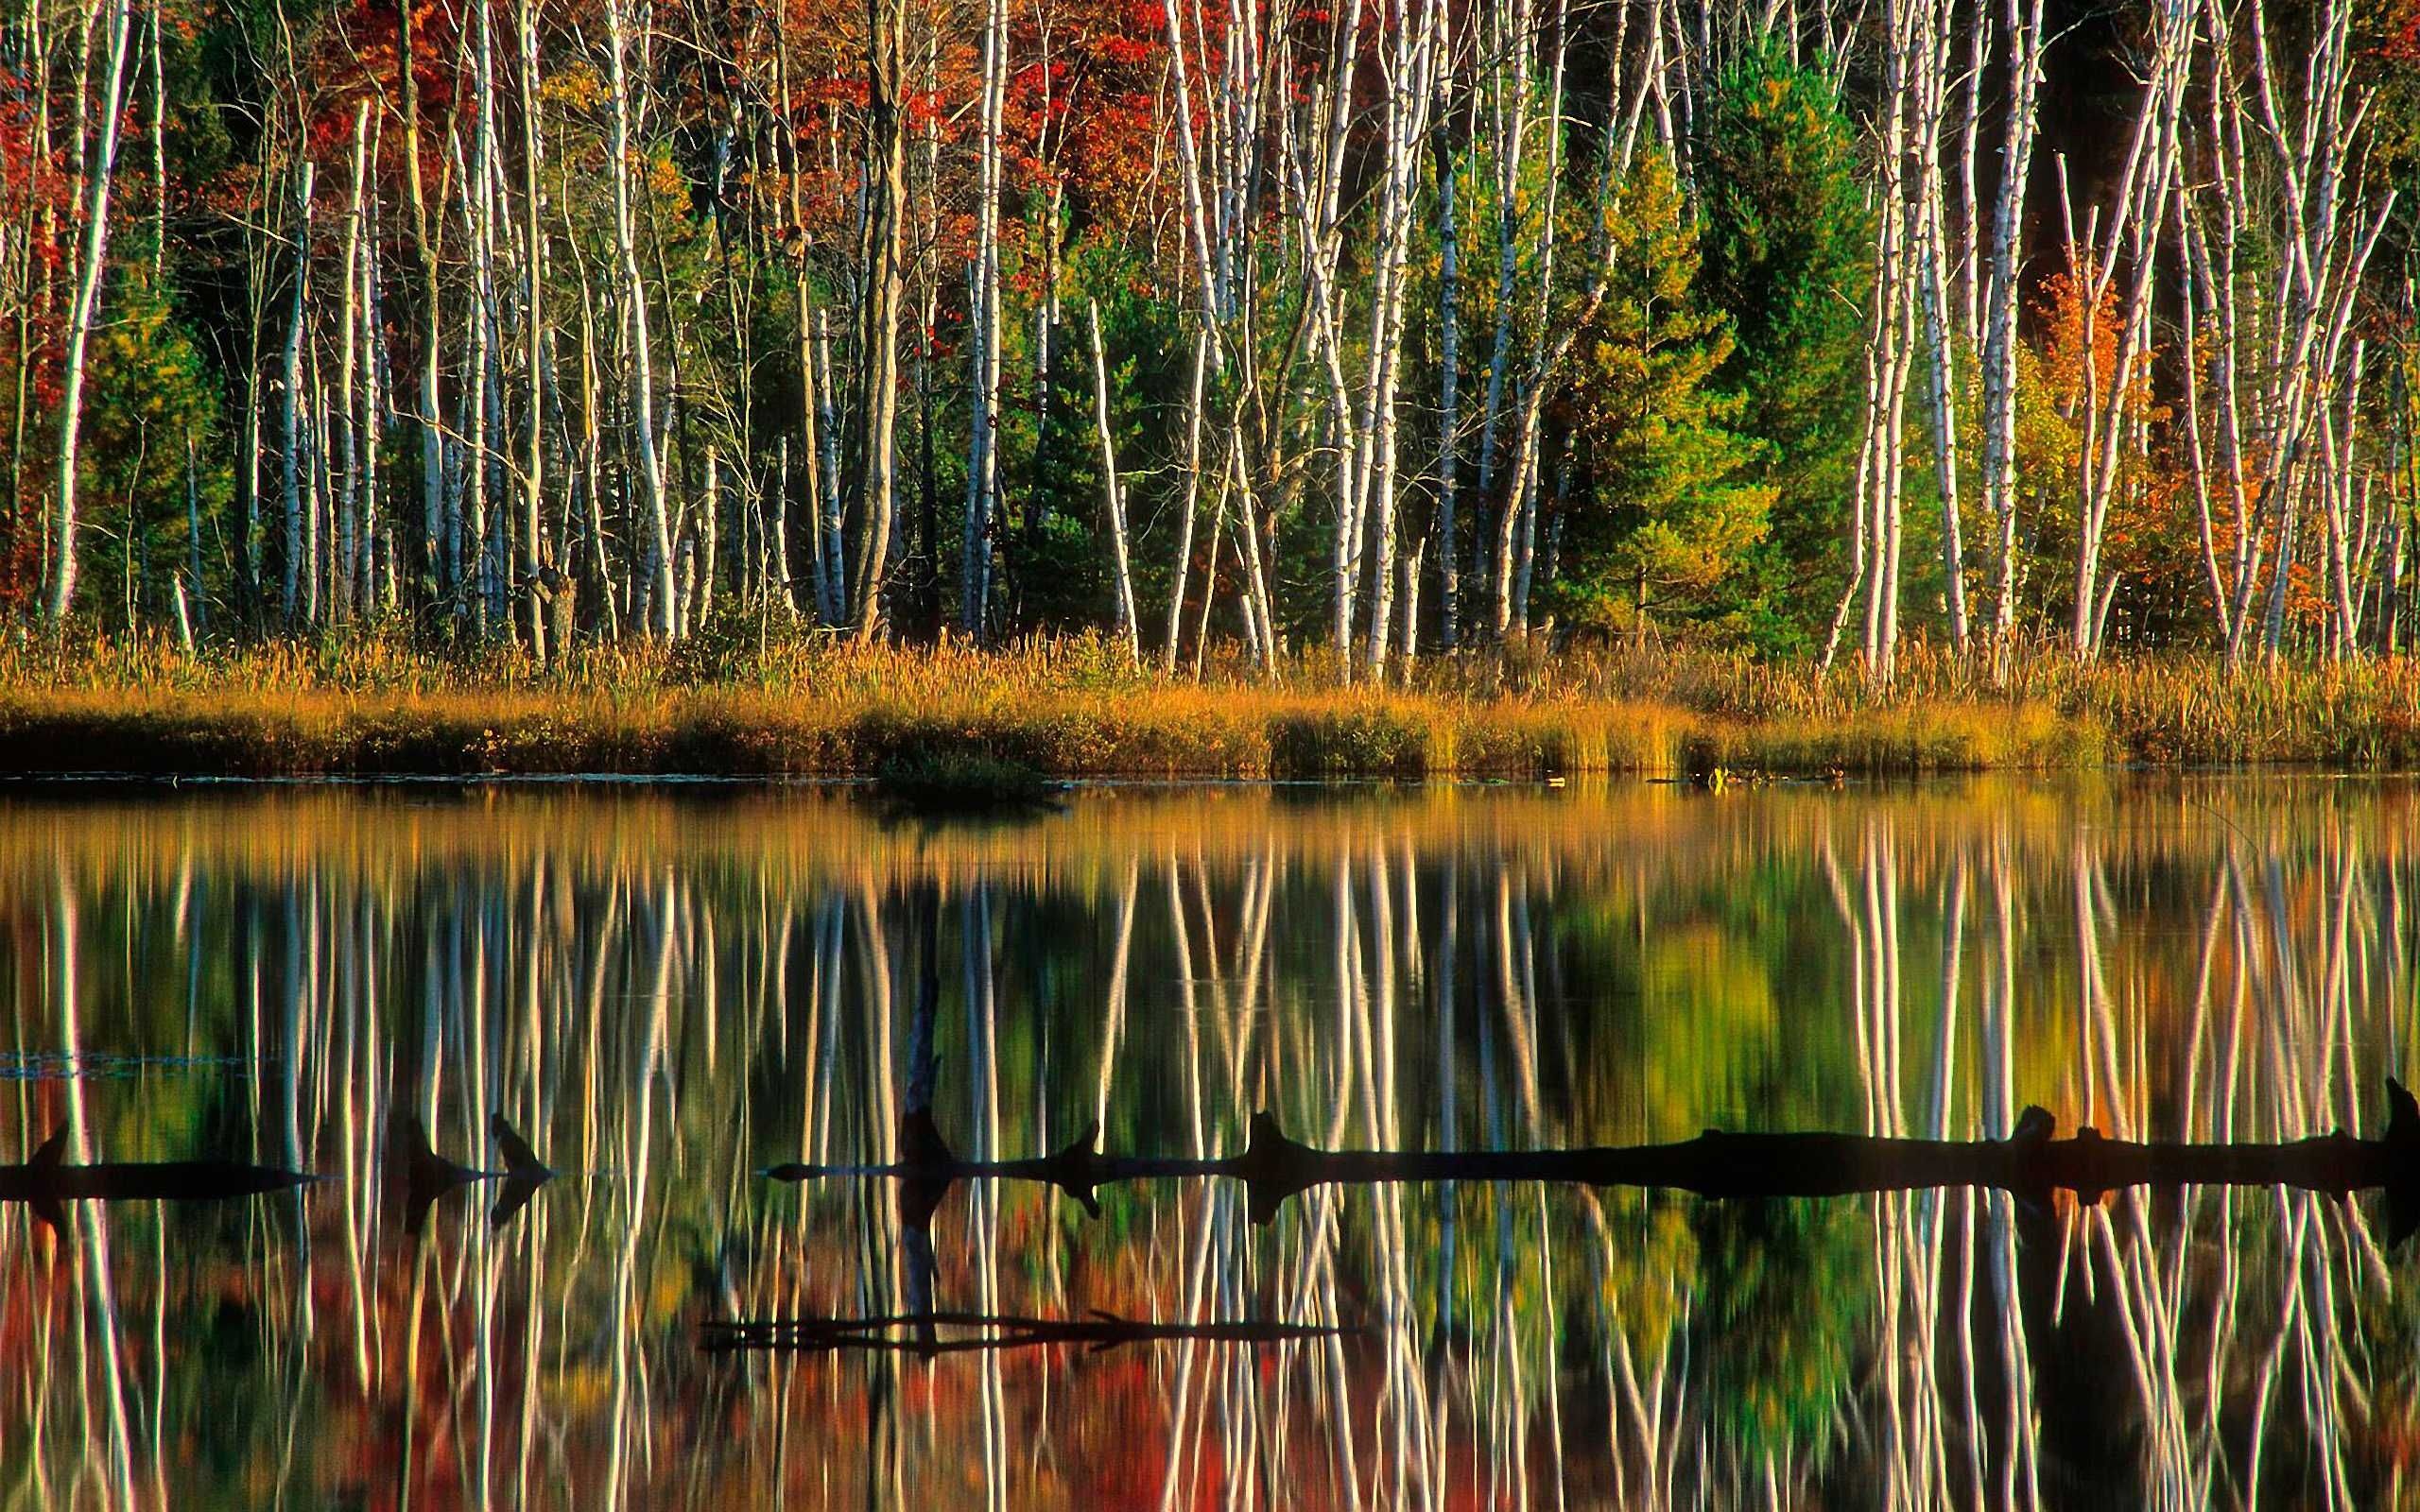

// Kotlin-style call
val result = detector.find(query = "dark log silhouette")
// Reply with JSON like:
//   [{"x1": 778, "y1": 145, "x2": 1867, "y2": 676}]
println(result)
[
  {"x1": 702, "y1": 1308, "x2": 1355, "y2": 1359},
  {"x1": 392, "y1": 1111, "x2": 555, "y2": 1235},
  {"x1": 767, "y1": 1108, "x2": 1225, "y2": 1224},
  {"x1": 770, "y1": 1080, "x2": 2420, "y2": 1241},
  {"x1": 0, "y1": 1125, "x2": 319, "y2": 1232}
]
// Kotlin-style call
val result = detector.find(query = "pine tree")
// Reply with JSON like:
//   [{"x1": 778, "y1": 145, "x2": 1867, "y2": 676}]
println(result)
[
  {"x1": 1552, "y1": 155, "x2": 1772, "y2": 641},
  {"x1": 1697, "y1": 45, "x2": 1872, "y2": 653}
]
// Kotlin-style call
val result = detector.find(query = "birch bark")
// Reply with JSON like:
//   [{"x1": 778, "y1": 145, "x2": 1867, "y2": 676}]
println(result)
[{"x1": 45, "y1": 0, "x2": 136, "y2": 621}]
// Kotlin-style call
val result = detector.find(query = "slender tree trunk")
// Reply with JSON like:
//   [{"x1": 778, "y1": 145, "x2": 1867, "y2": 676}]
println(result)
[
  {"x1": 397, "y1": 0, "x2": 446, "y2": 607},
  {"x1": 1912, "y1": 0, "x2": 1968, "y2": 651},
  {"x1": 817, "y1": 308, "x2": 846, "y2": 620},
  {"x1": 1086, "y1": 301, "x2": 1139, "y2": 663},
  {"x1": 182, "y1": 433, "x2": 200, "y2": 628},
  {"x1": 846, "y1": 0, "x2": 909, "y2": 639},
  {"x1": 959, "y1": 0, "x2": 1006, "y2": 639},
  {"x1": 280, "y1": 163, "x2": 315, "y2": 625},
  {"x1": 1863, "y1": 0, "x2": 1922, "y2": 683},
  {"x1": 45, "y1": 0, "x2": 137, "y2": 623},
  {"x1": 603, "y1": 0, "x2": 676, "y2": 636},
  {"x1": 1979, "y1": 0, "x2": 2044, "y2": 652},
  {"x1": 1491, "y1": 0, "x2": 1569, "y2": 639},
  {"x1": 1163, "y1": 330, "x2": 1210, "y2": 670},
  {"x1": 1470, "y1": 0, "x2": 1534, "y2": 624},
  {"x1": 1361, "y1": 0, "x2": 1443, "y2": 673},
  {"x1": 1433, "y1": 13, "x2": 1461, "y2": 651},
  {"x1": 359, "y1": 168, "x2": 384, "y2": 614},
  {"x1": 1159, "y1": 0, "x2": 1222, "y2": 332},
  {"x1": 517, "y1": 0, "x2": 547, "y2": 658},
  {"x1": 2320, "y1": 346, "x2": 2364, "y2": 657},
  {"x1": 336, "y1": 107, "x2": 369, "y2": 626},
  {"x1": 2062, "y1": 2, "x2": 2189, "y2": 659}
]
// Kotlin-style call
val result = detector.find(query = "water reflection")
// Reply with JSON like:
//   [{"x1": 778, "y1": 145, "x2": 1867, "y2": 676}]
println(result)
[
  {"x1": 392, "y1": 1111, "x2": 555, "y2": 1234},
  {"x1": 0, "y1": 1126, "x2": 316, "y2": 1234},
  {"x1": 0, "y1": 779, "x2": 2412, "y2": 1508},
  {"x1": 776, "y1": 1089, "x2": 2418, "y2": 1228}
]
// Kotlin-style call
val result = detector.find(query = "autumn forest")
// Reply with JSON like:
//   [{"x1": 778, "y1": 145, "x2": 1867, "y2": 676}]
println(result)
[{"x1": 3, "y1": 0, "x2": 2418, "y2": 679}]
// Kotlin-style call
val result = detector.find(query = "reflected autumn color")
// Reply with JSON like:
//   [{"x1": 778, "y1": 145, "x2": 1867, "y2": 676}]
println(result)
[{"x1": 0, "y1": 777, "x2": 2413, "y2": 1509}]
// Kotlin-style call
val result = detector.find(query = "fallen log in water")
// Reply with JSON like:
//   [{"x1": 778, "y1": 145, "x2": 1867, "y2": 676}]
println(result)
[
  {"x1": 769, "y1": 1079, "x2": 2420, "y2": 1243},
  {"x1": 391, "y1": 1111, "x2": 555, "y2": 1235},
  {"x1": 701, "y1": 1309, "x2": 1355, "y2": 1358},
  {"x1": 0, "y1": 1126, "x2": 320, "y2": 1232}
]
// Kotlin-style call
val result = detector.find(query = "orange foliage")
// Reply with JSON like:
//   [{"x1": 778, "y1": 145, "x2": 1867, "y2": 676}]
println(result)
[{"x1": 2033, "y1": 267, "x2": 2154, "y2": 423}]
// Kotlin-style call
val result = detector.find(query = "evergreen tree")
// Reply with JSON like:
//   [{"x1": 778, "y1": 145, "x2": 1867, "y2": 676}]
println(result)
[
  {"x1": 1553, "y1": 154, "x2": 1772, "y2": 640},
  {"x1": 81, "y1": 268, "x2": 229, "y2": 627},
  {"x1": 1697, "y1": 44, "x2": 1872, "y2": 653}
]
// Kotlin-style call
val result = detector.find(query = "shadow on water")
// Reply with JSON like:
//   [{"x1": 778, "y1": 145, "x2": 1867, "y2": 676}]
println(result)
[{"x1": 865, "y1": 751, "x2": 1070, "y2": 824}]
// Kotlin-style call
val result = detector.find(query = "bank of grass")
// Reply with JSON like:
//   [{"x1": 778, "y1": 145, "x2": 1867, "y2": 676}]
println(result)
[{"x1": 0, "y1": 627, "x2": 2410, "y2": 779}]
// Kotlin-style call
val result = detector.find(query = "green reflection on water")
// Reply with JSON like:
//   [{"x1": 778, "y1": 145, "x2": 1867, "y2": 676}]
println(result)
[{"x1": 0, "y1": 776, "x2": 2412, "y2": 1508}]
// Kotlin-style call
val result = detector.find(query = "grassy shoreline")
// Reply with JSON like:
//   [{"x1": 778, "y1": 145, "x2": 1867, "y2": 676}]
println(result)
[{"x1": 0, "y1": 633, "x2": 2412, "y2": 779}]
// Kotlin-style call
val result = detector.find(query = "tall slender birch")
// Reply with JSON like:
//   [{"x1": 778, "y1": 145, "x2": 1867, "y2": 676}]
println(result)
[
  {"x1": 280, "y1": 163, "x2": 315, "y2": 624},
  {"x1": 1432, "y1": 0, "x2": 1463, "y2": 648},
  {"x1": 337, "y1": 108, "x2": 370, "y2": 625},
  {"x1": 516, "y1": 0, "x2": 546, "y2": 657},
  {"x1": 45, "y1": 0, "x2": 137, "y2": 621},
  {"x1": 396, "y1": 0, "x2": 446, "y2": 601},
  {"x1": 1362, "y1": 0, "x2": 1443, "y2": 668},
  {"x1": 1164, "y1": 330, "x2": 1210, "y2": 670},
  {"x1": 1979, "y1": 0, "x2": 2044, "y2": 649},
  {"x1": 1911, "y1": 0, "x2": 1968, "y2": 650},
  {"x1": 602, "y1": 0, "x2": 676, "y2": 636},
  {"x1": 2063, "y1": 0, "x2": 2190, "y2": 658},
  {"x1": 959, "y1": 0, "x2": 1006, "y2": 639},
  {"x1": 1086, "y1": 300, "x2": 1139, "y2": 663},
  {"x1": 847, "y1": 0, "x2": 909, "y2": 638}
]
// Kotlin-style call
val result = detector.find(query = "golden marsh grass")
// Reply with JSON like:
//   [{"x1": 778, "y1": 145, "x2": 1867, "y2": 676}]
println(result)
[{"x1": 0, "y1": 628, "x2": 2410, "y2": 777}]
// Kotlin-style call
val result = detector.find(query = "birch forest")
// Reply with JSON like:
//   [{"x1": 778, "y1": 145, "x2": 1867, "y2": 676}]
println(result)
[{"x1": 2, "y1": 0, "x2": 2417, "y2": 675}]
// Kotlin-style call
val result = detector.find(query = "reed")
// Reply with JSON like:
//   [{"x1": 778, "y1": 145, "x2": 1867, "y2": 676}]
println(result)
[{"x1": 0, "y1": 627, "x2": 2411, "y2": 778}]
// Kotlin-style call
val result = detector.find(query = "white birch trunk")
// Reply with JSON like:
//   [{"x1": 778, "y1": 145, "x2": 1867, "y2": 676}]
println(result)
[
  {"x1": 517, "y1": 0, "x2": 547, "y2": 658},
  {"x1": 959, "y1": 0, "x2": 1006, "y2": 640},
  {"x1": 1086, "y1": 300, "x2": 1140, "y2": 664},
  {"x1": 603, "y1": 0, "x2": 677, "y2": 637},
  {"x1": 1164, "y1": 330, "x2": 1210, "y2": 671},
  {"x1": 280, "y1": 162, "x2": 316, "y2": 625},
  {"x1": 45, "y1": 0, "x2": 137, "y2": 622},
  {"x1": 1433, "y1": 0, "x2": 1462, "y2": 649},
  {"x1": 335, "y1": 105, "x2": 370, "y2": 627},
  {"x1": 1979, "y1": 0, "x2": 2044, "y2": 651}
]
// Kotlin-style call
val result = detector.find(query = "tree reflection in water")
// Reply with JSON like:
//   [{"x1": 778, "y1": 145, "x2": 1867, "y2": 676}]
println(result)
[{"x1": 0, "y1": 777, "x2": 2411, "y2": 1508}]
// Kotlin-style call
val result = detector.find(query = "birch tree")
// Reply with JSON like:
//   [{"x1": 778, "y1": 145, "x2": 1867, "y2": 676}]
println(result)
[
  {"x1": 847, "y1": 0, "x2": 909, "y2": 639},
  {"x1": 1978, "y1": 0, "x2": 2045, "y2": 653},
  {"x1": 603, "y1": 0, "x2": 677, "y2": 636},
  {"x1": 44, "y1": 0, "x2": 136, "y2": 621}
]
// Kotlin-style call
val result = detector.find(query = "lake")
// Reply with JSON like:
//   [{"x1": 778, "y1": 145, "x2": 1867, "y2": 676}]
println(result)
[{"x1": 1, "y1": 777, "x2": 2412, "y2": 1508}]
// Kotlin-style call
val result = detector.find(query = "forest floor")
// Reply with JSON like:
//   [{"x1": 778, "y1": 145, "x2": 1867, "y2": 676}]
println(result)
[{"x1": 0, "y1": 629, "x2": 2413, "y2": 779}]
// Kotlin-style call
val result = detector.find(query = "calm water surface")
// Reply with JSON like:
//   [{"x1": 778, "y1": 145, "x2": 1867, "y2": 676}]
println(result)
[{"x1": 1, "y1": 778, "x2": 2413, "y2": 1509}]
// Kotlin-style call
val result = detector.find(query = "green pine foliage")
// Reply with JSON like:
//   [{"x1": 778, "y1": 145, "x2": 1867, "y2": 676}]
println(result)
[
  {"x1": 1697, "y1": 45, "x2": 1873, "y2": 654},
  {"x1": 79, "y1": 267, "x2": 232, "y2": 627},
  {"x1": 1552, "y1": 154, "x2": 1773, "y2": 639}
]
